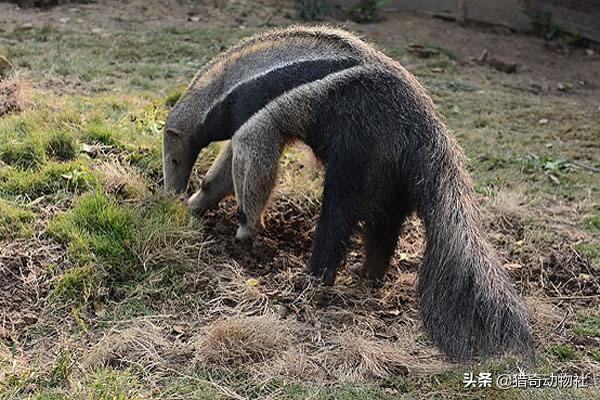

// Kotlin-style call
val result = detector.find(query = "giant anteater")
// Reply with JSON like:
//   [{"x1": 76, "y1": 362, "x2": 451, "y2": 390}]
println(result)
[{"x1": 163, "y1": 26, "x2": 534, "y2": 361}]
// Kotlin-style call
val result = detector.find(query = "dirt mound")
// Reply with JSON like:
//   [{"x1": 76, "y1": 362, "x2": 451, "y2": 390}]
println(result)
[
  {"x1": 0, "y1": 80, "x2": 25, "y2": 116},
  {"x1": 0, "y1": 238, "x2": 68, "y2": 341}
]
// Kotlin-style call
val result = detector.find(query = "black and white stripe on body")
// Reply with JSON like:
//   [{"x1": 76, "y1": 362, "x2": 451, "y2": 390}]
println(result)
[
  {"x1": 163, "y1": 28, "x2": 370, "y2": 194},
  {"x1": 164, "y1": 26, "x2": 534, "y2": 362}
]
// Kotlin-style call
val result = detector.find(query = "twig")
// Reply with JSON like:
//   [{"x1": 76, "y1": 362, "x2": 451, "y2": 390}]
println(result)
[
  {"x1": 567, "y1": 161, "x2": 600, "y2": 173},
  {"x1": 545, "y1": 295, "x2": 599, "y2": 301}
]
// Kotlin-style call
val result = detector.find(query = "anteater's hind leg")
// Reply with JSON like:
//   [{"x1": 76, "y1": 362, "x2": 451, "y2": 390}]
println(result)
[
  {"x1": 188, "y1": 141, "x2": 234, "y2": 215},
  {"x1": 310, "y1": 155, "x2": 366, "y2": 286},
  {"x1": 231, "y1": 120, "x2": 285, "y2": 241},
  {"x1": 359, "y1": 215, "x2": 405, "y2": 284}
]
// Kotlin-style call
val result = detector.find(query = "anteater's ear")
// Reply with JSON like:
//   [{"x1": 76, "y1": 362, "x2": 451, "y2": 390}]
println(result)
[{"x1": 165, "y1": 127, "x2": 183, "y2": 138}]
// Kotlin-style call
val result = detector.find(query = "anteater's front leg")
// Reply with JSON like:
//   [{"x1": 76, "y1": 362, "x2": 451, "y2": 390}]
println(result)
[
  {"x1": 231, "y1": 121, "x2": 284, "y2": 241},
  {"x1": 188, "y1": 141, "x2": 235, "y2": 215}
]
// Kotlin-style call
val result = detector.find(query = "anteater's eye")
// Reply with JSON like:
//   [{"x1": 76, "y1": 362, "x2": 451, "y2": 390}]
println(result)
[{"x1": 171, "y1": 158, "x2": 179, "y2": 165}]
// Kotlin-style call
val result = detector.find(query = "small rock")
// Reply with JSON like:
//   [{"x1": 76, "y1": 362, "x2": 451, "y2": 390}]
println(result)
[
  {"x1": 538, "y1": 118, "x2": 548, "y2": 125},
  {"x1": 188, "y1": 16, "x2": 200, "y2": 22},
  {"x1": 16, "y1": 23, "x2": 33, "y2": 31},
  {"x1": 557, "y1": 82, "x2": 573, "y2": 92},
  {"x1": 586, "y1": 49, "x2": 595, "y2": 57},
  {"x1": 172, "y1": 324, "x2": 186, "y2": 335},
  {"x1": 59, "y1": 17, "x2": 71, "y2": 24}
]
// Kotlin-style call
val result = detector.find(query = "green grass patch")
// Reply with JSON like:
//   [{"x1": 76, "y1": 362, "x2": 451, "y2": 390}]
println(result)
[
  {"x1": 572, "y1": 315, "x2": 600, "y2": 338},
  {"x1": 45, "y1": 131, "x2": 78, "y2": 161},
  {"x1": 0, "y1": 160, "x2": 96, "y2": 198},
  {"x1": 0, "y1": 139, "x2": 45, "y2": 170},
  {"x1": 47, "y1": 191, "x2": 196, "y2": 307},
  {"x1": 588, "y1": 349, "x2": 600, "y2": 363},
  {"x1": 50, "y1": 265, "x2": 102, "y2": 306},
  {"x1": 48, "y1": 192, "x2": 137, "y2": 278},
  {"x1": 1, "y1": 368, "x2": 143, "y2": 400},
  {"x1": 583, "y1": 214, "x2": 600, "y2": 233},
  {"x1": 164, "y1": 85, "x2": 185, "y2": 107},
  {"x1": 81, "y1": 121, "x2": 117, "y2": 146},
  {"x1": 0, "y1": 198, "x2": 35, "y2": 240},
  {"x1": 576, "y1": 242, "x2": 600, "y2": 263},
  {"x1": 548, "y1": 344, "x2": 579, "y2": 361}
]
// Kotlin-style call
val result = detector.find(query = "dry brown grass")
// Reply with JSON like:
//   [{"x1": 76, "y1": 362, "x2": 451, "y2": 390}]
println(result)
[
  {"x1": 0, "y1": 77, "x2": 29, "y2": 116},
  {"x1": 489, "y1": 189, "x2": 529, "y2": 221},
  {"x1": 318, "y1": 332, "x2": 432, "y2": 383},
  {"x1": 84, "y1": 320, "x2": 194, "y2": 373},
  {"x1": 94, "y1": 160, "x2": 150, "y2": 202},
  {"x1": 195, "y1": 314, "x2": 293, "y2": 366}
]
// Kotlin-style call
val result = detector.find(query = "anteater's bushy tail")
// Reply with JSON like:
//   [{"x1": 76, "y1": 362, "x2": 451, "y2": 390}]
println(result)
[{"x1": 416, "y1": 131, "x2": 534, "y2": 361}]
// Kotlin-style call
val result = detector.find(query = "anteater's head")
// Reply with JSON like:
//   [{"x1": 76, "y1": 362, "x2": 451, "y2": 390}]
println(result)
[{"x1": 163, "y1": 90, "x2": 208, "y2": 194}]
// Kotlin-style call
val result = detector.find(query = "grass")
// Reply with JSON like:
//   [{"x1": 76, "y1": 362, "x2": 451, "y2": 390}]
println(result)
[
  {"x1": 0, "y1": 138, "x2": 45, "y2": 170},
  {"x1": 572, "y1": 315, "x2": 600, "y2": 338},
  {"x1": 548, "y1": 345, "x2": 579, "y2": 362},
  {"x1": 45, "y1": 131, "x2": 78, "y2": 161},
  {"x1": 0, "y1": 198, "x2": 34, "y2": 239},
  {"x1": 48, "y1": 191, "x2": 137, "y2": 274},
  {"x1": 0, "y1": 6, "x2": 598, "y2": 400}
]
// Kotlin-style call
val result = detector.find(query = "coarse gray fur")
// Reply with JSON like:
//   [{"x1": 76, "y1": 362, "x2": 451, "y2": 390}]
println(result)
[{"x1": 163, "y1": 26, "x2": 535, "y2": 361}]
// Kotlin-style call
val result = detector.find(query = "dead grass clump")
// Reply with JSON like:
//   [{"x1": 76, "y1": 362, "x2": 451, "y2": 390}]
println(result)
[
  {"x1": 270, "y1": 346, "x2": 320, "y2": 381},
  {"x1": 196, "y1": 314, "x2": 292, "y2": 366},
  {"x1": 318, "y1": 333, "x2": 416, "y2": 383},
  {"x1": 0, "y1": 79, "x2": 28, "y2": 117},
  {"x1": 85, "y1": 321, "x2": 192, "y2": 372},
  {"x1": 526, "y1": 297, "x2": 564, "y2": 346},
  {"x1": 487, "y1": 189, "x2": 529, "y2": 233},
  {"x1": 94, "y1": 161, "x2": 149, "y2": 202}
]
